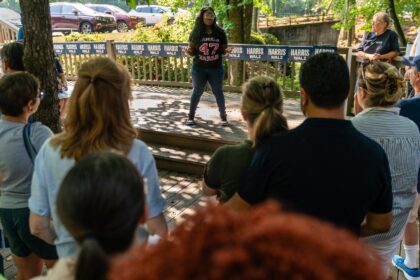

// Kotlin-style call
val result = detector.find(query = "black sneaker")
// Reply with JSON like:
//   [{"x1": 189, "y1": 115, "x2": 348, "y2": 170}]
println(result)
[{"x1": 221, "y1": 119, "x2": 229, "y2": 126}]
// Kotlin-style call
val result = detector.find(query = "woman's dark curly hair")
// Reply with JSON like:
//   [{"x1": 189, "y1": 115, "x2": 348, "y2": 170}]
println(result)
[
  {"x1": 189, "y1": 6, "x2": 225, "y2": 47},
  {"x1": 110, "y1": 202, "x2": 384, "y2": 280}
]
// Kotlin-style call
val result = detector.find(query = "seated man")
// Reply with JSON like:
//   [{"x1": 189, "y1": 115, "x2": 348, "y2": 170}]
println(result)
[{"x1": 226, "y1": 52, "x2": 393, "y2": 237}]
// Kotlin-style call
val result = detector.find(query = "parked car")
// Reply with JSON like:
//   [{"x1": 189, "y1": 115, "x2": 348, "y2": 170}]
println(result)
[
  {"x1": 50, "y1": 2, "x2": 117, "y2": 34},
  {"x1": 129, "y1": 5, "x2": 174, "y2": 25},
  {"x1": 86, "y1": 4, "x2": 145, "y2": 32},
  {"x1": 0, "y1": 7, "x2": 21, "y2": 27}
]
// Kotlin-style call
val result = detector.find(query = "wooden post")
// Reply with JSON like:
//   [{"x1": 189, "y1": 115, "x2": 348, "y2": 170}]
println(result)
[
  {"x1": 106, "y1": 40, "x2": 116, "y2": 61},
  {"x1": 346, "y1": 47, "x2": 358, "y2": 116}
]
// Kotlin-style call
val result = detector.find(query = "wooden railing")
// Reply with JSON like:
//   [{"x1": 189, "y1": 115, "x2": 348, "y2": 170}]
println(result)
[
  {"x1": 259, "y1": 14, "x2": 337, "y2": 28},
  {"x1": 54, "y1": 41, "x2": 346, "y2": 94},
  {"x1": 0, "y1": 19, "x2": 18, "y2": 44}
]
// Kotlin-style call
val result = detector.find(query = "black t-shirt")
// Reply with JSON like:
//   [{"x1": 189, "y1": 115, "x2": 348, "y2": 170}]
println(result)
[
  {"x1": 238, "y1": 118, "x2": 393, "y2": 235},
  {"x1": 356, "y1": 29, "x2": 400, "y2": 55},
  {"x1": 189, "y1": 30, "x2": 227, "y2": 68},
  {"x1": 398, "y1": 96, "x2": 420, "y2": 192}
]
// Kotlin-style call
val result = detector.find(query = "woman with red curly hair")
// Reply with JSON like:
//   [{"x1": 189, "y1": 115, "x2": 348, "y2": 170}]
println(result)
[{"x1": 110, "y1": 202, "x2": 384, "y2": 280}]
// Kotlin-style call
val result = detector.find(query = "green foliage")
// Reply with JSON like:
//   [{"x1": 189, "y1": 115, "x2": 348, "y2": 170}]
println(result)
[
  {"x1": 142, "y1": 12, "x2": 194, "y2": 42},
  {"x1": 268, "y1": 0, "x2": 319, "y2": 17},
  {"x1": 63, "y1": 32, "x2": 106, "y2": 42},
  {"x1": 0, "y1": 0, "x2": 20, "y2": 12},
  {"x1": 62, "y1": 11, "x2": 193, "y2": 43},
  {"x1": 262, "y1": 33, "x2": 280, "y2": 44},
  {"x1": 318, "y1": 0, "x2": 419, "y2": 30},
  {"x1": 155, "y1": 0, "x2": 188, "y2": 12},
  {"x1": 250, "y1": 32, "x2": 280, "y2": 44},
  {"x1": 250, "y1": 32, "x2": 266, "y2": 44}
]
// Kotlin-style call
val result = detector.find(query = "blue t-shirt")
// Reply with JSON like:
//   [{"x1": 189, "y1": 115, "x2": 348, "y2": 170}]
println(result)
[
  {"x1": 398, "y1": 95, "x2": 420, "y2": 192},
  {"x1": 29, "y1": 138, "x2": 165, "y2": 258},
  {"x1": 356, "y1": 29, "x2": 400, "y2": 55}
]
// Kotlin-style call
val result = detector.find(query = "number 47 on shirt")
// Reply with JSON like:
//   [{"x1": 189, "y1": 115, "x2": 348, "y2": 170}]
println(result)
[{"x1": 199, "y1": 43, "x2": 219, "y2": 55}]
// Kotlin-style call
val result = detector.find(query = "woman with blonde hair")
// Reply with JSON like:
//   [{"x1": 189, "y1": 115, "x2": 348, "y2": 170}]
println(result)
[
  {"x1": 28, "y1": 57, "x2": 167, "y2": 259},
  {"x1": 202, "y1": 76, "x2": 288, "y2": 202},
  {"x1": 352, "y1": 61, "x2": 420, "y2": 277},
  {"x1": 356, "y1": 11, "x2": 399, "y2": 63}
]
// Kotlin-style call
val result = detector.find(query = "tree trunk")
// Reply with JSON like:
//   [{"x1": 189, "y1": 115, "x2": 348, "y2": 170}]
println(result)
[
  {"x1": 227, "y1": 0, "x2": 253, "y2": 85},
  {"x1": 252, "y1": 7, "x2": 259, "y2": 32},
  {"x1": 228, "y1": 0, "x2": 244, "y2": 86},
  {"x1": 387, "y1": 0, "x2": 406, "y2": 46},
  {"x1": 271, "y1": 0, "x2": 276, "y2": 16},
  {"x1": 243, "y1": 2, "x2": 253, "y2": 43},
  {"x1": 348, "y1": 0, "x2": 356, "y2": 46},
  {"x1": 20, "y1": 0, "x2": 61, "y2": 133}
]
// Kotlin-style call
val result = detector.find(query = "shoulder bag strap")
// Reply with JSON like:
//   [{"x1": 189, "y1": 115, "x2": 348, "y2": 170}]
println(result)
[{"x1": 23, "y1": 123, "x2": 37, "y2": 164}]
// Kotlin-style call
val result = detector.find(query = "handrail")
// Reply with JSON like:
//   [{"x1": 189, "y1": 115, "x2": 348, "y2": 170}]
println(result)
[
  {"x1": 259, "y1": 13, "x2": 338, "y2": 28},
  {"x1": 0, "y1": 18, "x2": 18, "y2": 44}
]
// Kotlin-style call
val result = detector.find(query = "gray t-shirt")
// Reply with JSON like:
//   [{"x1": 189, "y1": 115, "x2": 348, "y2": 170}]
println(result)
[{"x1": 0, "y1": 119, "x2": 52, "y2": 208}]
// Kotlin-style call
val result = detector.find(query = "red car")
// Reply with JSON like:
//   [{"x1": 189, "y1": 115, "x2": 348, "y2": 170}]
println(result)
[
  {"x1": 86, "y1": 4, "x2": 145, "y2": 32},
  {"x1": 50, "y1": 2, "x2": 117, "y2": 34}
]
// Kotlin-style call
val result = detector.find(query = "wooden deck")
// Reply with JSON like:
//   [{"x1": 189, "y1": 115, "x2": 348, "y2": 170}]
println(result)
[{"x1": 0, "y1": 86, "x2": 414, "y2": 279}]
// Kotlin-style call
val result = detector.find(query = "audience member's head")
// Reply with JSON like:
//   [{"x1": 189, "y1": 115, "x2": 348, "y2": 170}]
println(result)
[
  {"x1": 0, "y1": 41, "x2": 24, "y2": 73},
  {"x1": 51, "y1": 57, "x2": 136, "y2": 161},
  {"x1": 110, "y1": 202, "x2": 383, "y2": 280},
  {"x1": 357, "y1": 61, "x2": 403, "y2": 108},
  {"x1": 372, "y1": 11, "x2": 391, "y2": 29},
  {"x1": 56, "y1": 152, "x2": 146, "y2": 280},
  {"x1": 241, "y1": 76, "x2": 288, "y2": 145},
  {"x1": 403, "y1": 55, "x2": 420, "y2": 94},
  {"x1": 299, "y1": 53, "x2": 350, "y2": 112},
  {"x1": 0, "y1": 72, "x2": 40, "y2": 117}
]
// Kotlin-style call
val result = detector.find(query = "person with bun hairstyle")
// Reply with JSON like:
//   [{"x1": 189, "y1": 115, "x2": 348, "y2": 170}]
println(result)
[
  {"x1": 185, "y1": 6, "x2": 231, "y2": 126},
  {"x1": 202, "y1": 76, "x2": 288, "y2": 202},
  {"x1": 28, "y1": 57, "x2": 167, "y2": 259},
  {"x1": 109, "y1": 202, "x2": 385, "y2": 280},
  {"x1": 32, "y1": 152, "x2": 147, "y2": 280},
  {"x1": 0, "y1": 72, "x2": 58, "y2": 279},
  {"x1": 352, "y1": 61, "x2": 420, "y2": 276}
]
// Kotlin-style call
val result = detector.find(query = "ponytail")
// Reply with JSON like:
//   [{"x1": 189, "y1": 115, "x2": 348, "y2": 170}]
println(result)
[
  {"x1": 76, "y1": 237, "x2": 109, "y2": 280},
  {"x1": 253, "y1": 106, "x2": 288, "y2": 145},
  {"x1": 241, "y1": 76, "x2": 288, "y2": 146}
]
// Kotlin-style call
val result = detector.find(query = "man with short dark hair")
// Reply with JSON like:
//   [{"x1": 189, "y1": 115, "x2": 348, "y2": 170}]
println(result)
[
  {"x1": 0, "y1": 41, "x2": 25, "y2": 74},
  {"x1": 226, "y1": 52, "x2": 393, "y2": 237}
]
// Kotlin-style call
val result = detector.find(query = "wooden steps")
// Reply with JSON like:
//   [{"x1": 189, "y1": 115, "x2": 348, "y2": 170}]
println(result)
[{"x1": 138, "y1": 128, "x2": 240, "y2": 175}]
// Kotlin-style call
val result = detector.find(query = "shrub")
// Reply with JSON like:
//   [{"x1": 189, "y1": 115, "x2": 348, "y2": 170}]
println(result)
[
  {"x1": 250, "y1": 32, "x2": 266, "y2": 45},
  {"x1": 262, "y1": 33, "x2": 280, "y2": 45}
]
